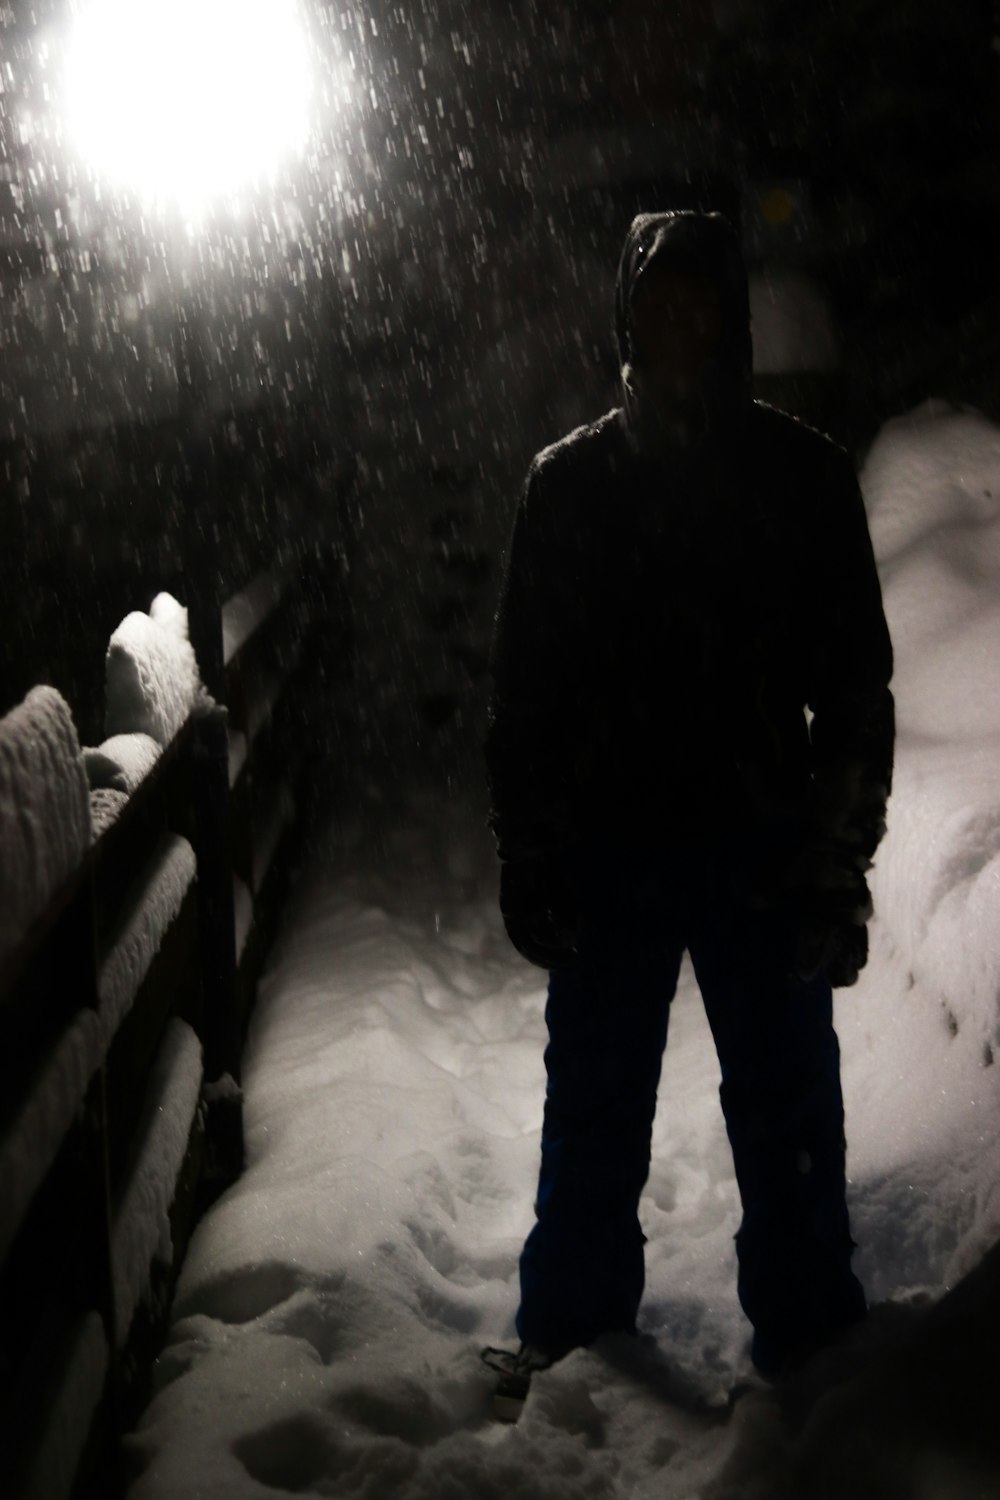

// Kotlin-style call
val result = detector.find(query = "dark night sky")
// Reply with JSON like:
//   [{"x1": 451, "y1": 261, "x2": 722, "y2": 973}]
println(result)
[{"x1": 2, "y1": 0, "x2": 998, "y2": 741}]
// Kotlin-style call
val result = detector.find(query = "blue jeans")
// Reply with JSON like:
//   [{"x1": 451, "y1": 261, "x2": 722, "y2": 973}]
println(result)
[{"x1": 515, "y1": 842, "x2": 866, "y2": 1375}]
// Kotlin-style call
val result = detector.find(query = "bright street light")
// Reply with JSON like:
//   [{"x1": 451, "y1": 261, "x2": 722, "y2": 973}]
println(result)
[{"x1": 62, "y1": 0, "x2": 313, "y2": 217}]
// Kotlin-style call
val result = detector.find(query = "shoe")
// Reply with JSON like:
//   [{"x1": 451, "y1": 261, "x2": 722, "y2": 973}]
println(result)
[{"x1": 481, "y1": 1342, "x2": 556, "y2": 1421}]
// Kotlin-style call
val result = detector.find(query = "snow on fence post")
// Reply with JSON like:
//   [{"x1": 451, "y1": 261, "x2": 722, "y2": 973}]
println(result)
[
  {"x1": 175, "y1": 347, "x2": 245, "y2": 1190},
  {"x1": 190, "y1": 699, "x2": 244, "y2": 1188}
]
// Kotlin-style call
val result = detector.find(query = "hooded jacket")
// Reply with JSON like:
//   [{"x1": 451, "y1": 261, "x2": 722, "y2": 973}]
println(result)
[
  {"x1": 486, "y1": 211, "x2": 894, "y2": 878},
  {"x1": 616, "y1": 209, "x2": 752, "y2": 458}
]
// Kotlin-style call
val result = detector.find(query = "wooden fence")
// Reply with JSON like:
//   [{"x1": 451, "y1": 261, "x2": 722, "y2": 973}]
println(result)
[{"x1": 0, "y1": 556, "x2": 342, "y2": 1499}]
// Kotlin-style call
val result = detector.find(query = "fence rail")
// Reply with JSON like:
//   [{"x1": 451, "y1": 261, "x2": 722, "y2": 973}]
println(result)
[{"x1": 0, "y1": 555, "x2": 338, "y2": 1500}]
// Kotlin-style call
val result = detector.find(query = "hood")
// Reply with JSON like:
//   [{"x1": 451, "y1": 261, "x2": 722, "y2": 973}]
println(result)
[{"x1": 613, "y1": 210, "x2": 752, "y2": 461}]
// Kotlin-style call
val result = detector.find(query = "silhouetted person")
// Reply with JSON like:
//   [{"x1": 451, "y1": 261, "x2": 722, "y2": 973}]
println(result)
[{"x1": 485, "y1": 211, "x2": 894, "y2": 1382}]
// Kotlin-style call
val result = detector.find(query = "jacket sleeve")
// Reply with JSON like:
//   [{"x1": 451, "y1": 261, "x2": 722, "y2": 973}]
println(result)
[
  {"x1": 485, "y1": 456, "x2": 581, "y2": 862},
  {"x1": 805, "y1": 446, "x2": 895, "y2": 868}
]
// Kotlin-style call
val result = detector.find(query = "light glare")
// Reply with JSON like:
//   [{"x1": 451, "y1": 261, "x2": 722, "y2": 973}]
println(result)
[{"x1": 64, "y1": 0, "x2": 312, "y2": 214}]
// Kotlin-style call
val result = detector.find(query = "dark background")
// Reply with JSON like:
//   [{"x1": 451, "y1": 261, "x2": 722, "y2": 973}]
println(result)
[{"x1": 2, "y1": 0, "x2": 998, "y2": 778}]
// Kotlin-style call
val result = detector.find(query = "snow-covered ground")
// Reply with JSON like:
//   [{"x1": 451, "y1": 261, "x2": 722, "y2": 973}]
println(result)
[{"x1": 125, "y1": 404, "x2": 1000, "y2": 1499}]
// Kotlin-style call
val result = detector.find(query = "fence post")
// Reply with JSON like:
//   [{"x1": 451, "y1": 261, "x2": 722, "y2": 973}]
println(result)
[{"x1": 177, "y1": 314, "x2": 244, "y2": 1191}]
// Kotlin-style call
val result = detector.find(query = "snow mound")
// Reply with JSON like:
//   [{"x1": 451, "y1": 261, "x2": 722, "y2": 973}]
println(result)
[
  {"x1": 860, "y1": 403, "x2": 1000, "y2": 1058},
  {"x1": 105, "y1": 596, "x2": 203, "y2": 747},
  {"x1": 84, "y1": 733, "x2": 161, "y2": 794},
  {"x1": 864, "y1": 404, "x2": 1000, "y2": 744},
  {"x1": 863, "y1": 400, "x2": 1000, "y2": 564},
  {"x1": 0, "y1": 685, "x2": 91, "y2": 965}
]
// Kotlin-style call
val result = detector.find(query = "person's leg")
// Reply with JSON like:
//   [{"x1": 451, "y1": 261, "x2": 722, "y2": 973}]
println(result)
[
  {"x1": 516, "y1": 849, "x2": 684, "y2": 1356},
  {"x1": 687, "y1": 861, "x2": 866, "y2": 1377}
]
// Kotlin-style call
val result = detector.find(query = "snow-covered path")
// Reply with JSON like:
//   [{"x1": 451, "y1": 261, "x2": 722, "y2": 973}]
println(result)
[
  {"x1": 124, "y1": 794, "x2": 755, "y2": 1499},
  {"x1": 123, "y1": 785, "x2": 1000, "y2": 1500},
  {"x1": 126, "y1": 404, "x2": 1000, "y2": 1498}
]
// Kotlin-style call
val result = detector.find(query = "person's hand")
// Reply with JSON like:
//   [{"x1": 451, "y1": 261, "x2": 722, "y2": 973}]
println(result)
[
  {"x1": 790, "y1": 846, "x2": 873, "y2": 988},
  {"x1": 499, "y1": 855, "x2": 581, "y2": 970},
  {"x1": 794, "y1": 910, "x2": 869, "y2": 988}
]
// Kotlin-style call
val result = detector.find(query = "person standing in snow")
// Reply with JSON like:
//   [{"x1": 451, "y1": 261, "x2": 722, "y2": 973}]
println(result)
[{"x1": 484, "y1": 210, "x2": 894, "y2": 1382}]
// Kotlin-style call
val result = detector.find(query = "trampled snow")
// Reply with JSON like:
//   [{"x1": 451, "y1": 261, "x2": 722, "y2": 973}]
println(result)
[{"x1": 125, "y1": 404, "x2": 1000, "y2": 1497}]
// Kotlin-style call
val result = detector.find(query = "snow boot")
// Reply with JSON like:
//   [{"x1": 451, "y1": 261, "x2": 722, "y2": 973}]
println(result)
[{"x1": 480, "y1": 1342, "x2": 556, "y2": 1422}]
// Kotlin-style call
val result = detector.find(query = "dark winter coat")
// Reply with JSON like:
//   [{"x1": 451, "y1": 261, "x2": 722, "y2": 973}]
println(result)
[{"x1": 486, "y1": 212, "x2": 894, "y2": 887}]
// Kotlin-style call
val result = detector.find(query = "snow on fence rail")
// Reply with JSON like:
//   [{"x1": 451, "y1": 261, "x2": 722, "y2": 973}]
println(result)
[
  {"x1": 0, "y1": 685, "x2": 92, "y2": 973},
  {"x1": 0, "y1": 564, "x2": 325, "y2": 1500}
]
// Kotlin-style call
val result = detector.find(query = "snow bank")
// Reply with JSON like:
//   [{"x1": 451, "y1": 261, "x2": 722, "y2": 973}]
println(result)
[
  {"x1": 112, "y1": 1018, "x2": 203, "y2": 1346},
  {"x1": 105, "y1": 594, "x2": 202, "y2": 748},
  {"x1": 823, "y1": 402, "x2": 1000, "y2": 1314},
  {"x1": 0, "y1": 685, "x2": 91, "y2": 965},
  {"x1": 850, "y1": 403, "x2": 1000, "y2": 1144},
  {"x1": 865, "y1": 403, "x2": 1000, "y2": 746}
]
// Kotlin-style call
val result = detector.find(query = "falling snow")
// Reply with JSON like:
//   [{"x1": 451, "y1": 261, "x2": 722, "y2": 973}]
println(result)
[{"x1": 122, "y1": 405, "x2": 1000, "y2": 1498}]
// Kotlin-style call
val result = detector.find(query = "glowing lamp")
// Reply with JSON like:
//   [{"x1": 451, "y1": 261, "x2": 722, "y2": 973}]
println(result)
[{"x1": 63, "y1": 0, "x2": 312, "y2": 215}]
